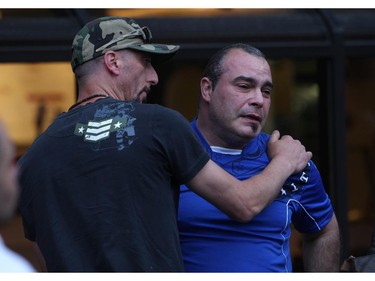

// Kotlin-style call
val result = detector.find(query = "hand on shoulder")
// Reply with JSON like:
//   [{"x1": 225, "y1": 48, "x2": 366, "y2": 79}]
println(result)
[{"x1": 268, "y1": 130, "x2": 312, "y2": 174}]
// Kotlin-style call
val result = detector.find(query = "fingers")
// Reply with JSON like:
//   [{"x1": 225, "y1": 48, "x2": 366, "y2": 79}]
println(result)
[
  {"x1": 307, "y1": 151, "x2": 313, "y2": 160},
  {"x1": 269, "y1": 130, "x2": 280, "y2": 143},
  {"x1": 268, "y1": 130, "x2": 313, "y2": 174}
]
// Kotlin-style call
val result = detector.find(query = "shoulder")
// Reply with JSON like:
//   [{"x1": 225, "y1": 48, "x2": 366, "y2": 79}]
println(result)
[
  {"x1": 143, "y1": 104, "x2": 190, "y2": 126},
  {"x1": 259, "y1": 132, "x2": 271, "y2": 142},
  {"x1": 256, "y1": 132, "x2": 271, "y2": 149},
  {"x1": 149, "y1": 103, "x2": 186, "y2": 118}
]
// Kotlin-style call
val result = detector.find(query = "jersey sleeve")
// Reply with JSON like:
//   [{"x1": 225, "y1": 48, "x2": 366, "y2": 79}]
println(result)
[{"x1": 292, "y1": 161, "x2": 334, "y2": 233}]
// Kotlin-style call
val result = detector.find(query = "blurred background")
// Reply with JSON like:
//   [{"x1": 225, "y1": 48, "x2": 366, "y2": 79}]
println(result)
[{"x1": 0, "y1": 8, "x2": 375, "y2": 271}]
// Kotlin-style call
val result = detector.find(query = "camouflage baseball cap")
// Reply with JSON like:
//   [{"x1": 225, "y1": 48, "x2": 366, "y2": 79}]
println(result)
[{"x1": 71, "y1": 16, "x2": 180, "y2": 71}]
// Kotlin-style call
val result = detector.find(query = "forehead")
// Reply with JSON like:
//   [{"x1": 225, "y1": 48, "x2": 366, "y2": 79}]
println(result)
[{"x1": 222, "y1": 49, "x2": 271, "y2": 77}]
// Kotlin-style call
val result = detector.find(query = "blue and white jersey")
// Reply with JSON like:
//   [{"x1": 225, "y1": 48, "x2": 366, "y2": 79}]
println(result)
[{"x1": 178, "y1": 118, "x2": 334, "y2": 272}]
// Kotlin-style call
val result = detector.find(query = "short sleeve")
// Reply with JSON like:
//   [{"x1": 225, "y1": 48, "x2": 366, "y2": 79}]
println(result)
[
  {"x1": 292, "y1": 161, "x2": 334, "y2": 233},
  {"x1": 153, "y1": 106, "x2": 210, "y2": 184}
]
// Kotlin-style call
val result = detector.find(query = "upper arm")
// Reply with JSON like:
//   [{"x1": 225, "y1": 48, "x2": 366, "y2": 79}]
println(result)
[
  {"x1": 300, "y1": 213, "x2": 340, "y2": 271},
  {"x1": 301, "y1": 212, "x2": 339, "y2": 241}
]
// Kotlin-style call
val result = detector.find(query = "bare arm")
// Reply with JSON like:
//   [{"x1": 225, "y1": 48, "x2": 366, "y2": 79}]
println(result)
[
  {"x1": 187, "y1": 130, "x2": 312, "y2": 222},
  {"x1": 302, "y1": 213, "x2": 341, "y2": 272}
]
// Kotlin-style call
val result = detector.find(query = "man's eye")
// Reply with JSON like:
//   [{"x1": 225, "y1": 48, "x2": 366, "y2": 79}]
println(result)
[
  {"x1": 238, "y1": 84, "x2": 250, "y2": 89},
  {"x1": 263, "y1": 89, "x2": 272, "y2": 96}
]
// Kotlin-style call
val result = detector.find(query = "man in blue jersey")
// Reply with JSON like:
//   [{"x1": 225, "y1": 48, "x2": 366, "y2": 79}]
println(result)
[{"x1": 178, "y1": 43, "x2": 340, "y2": 272}]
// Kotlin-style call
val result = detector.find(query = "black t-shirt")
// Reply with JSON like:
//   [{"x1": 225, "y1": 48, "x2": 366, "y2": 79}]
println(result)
[{"x1": 18, "y1": 98, "x2": 209, "y2": 272}]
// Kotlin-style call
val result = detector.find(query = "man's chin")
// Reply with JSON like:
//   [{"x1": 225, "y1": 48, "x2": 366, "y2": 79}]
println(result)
[{"x1": 246, "y1": 124, "x2": 261, "y2": 136}]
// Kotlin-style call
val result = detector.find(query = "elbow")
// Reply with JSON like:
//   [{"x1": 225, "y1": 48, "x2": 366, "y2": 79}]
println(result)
[
  {"x1": 229, "y1": 191, "x2": 274, "y2": 222},
  {"x1": 228, "y1": 205, "x2": 260, "y2": 223}
]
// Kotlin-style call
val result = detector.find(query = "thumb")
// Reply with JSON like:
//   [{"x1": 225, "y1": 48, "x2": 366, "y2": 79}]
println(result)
[{"x1": 269, "y1": 130, "x2": 280, "y2": 143}]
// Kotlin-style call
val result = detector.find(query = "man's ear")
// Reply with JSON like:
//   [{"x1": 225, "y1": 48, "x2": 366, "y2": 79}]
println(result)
[
  {"x1": 103, "y1": 51, "x2": 120, "y2": 75},
  {"x1": 200, "y1": 77, "x2": 213, "y2": 102}
]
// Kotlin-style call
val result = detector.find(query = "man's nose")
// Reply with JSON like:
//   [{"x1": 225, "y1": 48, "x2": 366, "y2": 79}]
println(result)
[
  {"x1": 248, "y1": 89, "x2": 264, "y2": 107},
  {"x1": 149, "y1": 66, "x2": 158, "y2": 86}
]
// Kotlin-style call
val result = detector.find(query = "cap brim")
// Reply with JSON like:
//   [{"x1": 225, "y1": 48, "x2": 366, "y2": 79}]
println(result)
[{"x1": 127, "y1": 44, "x2": 180, "y2": 65}]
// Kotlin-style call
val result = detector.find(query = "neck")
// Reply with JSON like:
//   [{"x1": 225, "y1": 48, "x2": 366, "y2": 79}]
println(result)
[
  {"x1": 69, "y1": 94, "x2": 109, "y2": 111},
  {"x1": 196, "y1": 116, "x2": 247, "y2": 150}
]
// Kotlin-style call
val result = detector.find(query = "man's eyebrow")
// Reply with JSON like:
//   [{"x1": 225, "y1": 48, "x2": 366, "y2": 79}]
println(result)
[{"x1": 233, "y1": 76, "x2": 273, "y2": 88}]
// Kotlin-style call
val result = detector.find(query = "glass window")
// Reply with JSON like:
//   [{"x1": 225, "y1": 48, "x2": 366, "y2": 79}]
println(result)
[
  {"x1": 345, "y1": 58, "x2": 375, "y2": 257},
  {"x1": 0, "y1": 62, "x2": 75, "y2": 156}
]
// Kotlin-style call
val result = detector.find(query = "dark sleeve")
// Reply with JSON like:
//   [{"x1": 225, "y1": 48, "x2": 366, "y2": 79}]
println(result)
[
  {"x1": 153, "y1": 106, "x2": 210, "y2": 184},
  {"x1": 17, "y1": 154, "x2": 36, "y2": 241}
]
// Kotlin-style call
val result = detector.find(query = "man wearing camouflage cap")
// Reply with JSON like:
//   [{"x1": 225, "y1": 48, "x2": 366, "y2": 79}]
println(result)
[
  {"x1": 17, "y1": 16, "x2": 311, "y2": 272},
  {"x1": 71, "y1": 16, "x2": 178, "y2": 72}
]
